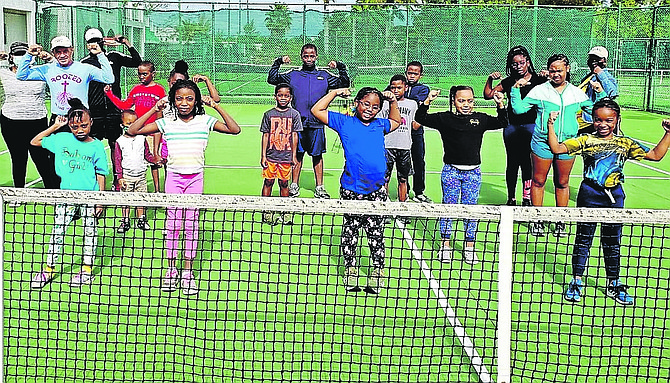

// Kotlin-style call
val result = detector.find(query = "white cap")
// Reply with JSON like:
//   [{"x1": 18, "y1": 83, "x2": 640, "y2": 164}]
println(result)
[
  {"x1": 84, "y1": 28, "x2": 103, "y2": 42},
  {"x1": 50, "y1": 36, "x2": 72, "y2": 50},
  {"x1": 588, "y1": 46, "x2": 609, "y2": 60}
]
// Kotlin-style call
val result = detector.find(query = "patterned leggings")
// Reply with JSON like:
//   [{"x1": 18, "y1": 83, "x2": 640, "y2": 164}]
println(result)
[
  {"x1": 440, "y1": 164, "x2": 481, "y2": 241},
  {"x1": 340, "y1": 186, "x2": 388, "y2": 268},
  {"x1": 47, "y1": 204, "x2": 97, "y2": 267}
]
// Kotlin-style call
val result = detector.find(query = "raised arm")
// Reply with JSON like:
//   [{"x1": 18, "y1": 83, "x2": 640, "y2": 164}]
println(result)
[
  {"x1": 326, "y1": 60, "x2": 350, "y2": 89},
  {"x1": 128, "y1": 99, "x2": 164, "y2": 136},
  {"x1": 644, "y1": 120, "x2": 670, "y2": 161},
  {"x1": 193, "y1": 74, "x2": 221, "y2": 102},
  {"x1": 203, "y1": 96, "x2": 240, "y2": 135},
  {"x1": 414, "y1": 89, "x2": 446, "y2": 129},
  {"x1": 483, "y1": 72, "x2": 504, "y2": 100},
  {"x1": 381, "y1": 90, "x2": 401, "y2": 132},
  {"x1": 311, "y1": 88, "x2": 349, "y2": 125},
  {"x1": 115, "y1": 36, "x2": 142, "y2": 68},
  {"x1": 267, "y1": 56, "x2": 291, "y2": 85},
  {"x1": 104, "y1": 84, "x2": 134, "y2": 110},
  {"x1": 16, "y1": 45, "x2": 48, "y2": 81},
  {"x1": 31, "y1": 115, "x2": 68, "y2": 147},
  {"x1": 509, "y1": 81, "x2": 536, "y2": 115},
  {"x1": 87, "y1": 44, "x2": 114, "y2": 84},
  {"x1": 546, "y1": 111, "x2": 569, "y2": 154}
]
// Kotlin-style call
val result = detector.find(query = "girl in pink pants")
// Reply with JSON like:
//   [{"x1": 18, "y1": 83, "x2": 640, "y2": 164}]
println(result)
[{"x1": 128, "y1": 79, "x2": 240, "y2": 295}]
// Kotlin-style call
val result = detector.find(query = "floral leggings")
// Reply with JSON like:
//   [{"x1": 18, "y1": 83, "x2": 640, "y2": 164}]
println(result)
[
  {"x1": 440, "y1": 164, "x2": 481, "y2": 242},
  {"x1": 340, "y1": 186, "x2": 388, "y2": 268}
]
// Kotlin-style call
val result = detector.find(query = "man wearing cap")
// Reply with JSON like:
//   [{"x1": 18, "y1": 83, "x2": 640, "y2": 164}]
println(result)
[
  {"x1": 578, "y1": 46, "x2": 619, "y2": 132},
  {"x1": 15, "y1": 35, "x2": 115, "y2": 122},
  {"x1": 81, "y1": 28, "x2": 141, "y2": 189}
]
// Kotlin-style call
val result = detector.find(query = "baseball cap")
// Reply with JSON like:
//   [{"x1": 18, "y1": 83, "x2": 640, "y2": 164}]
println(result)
[
  {"x1": 588, "y1": 46, "x2": 609, "y2": 59},
  {"x1": 9, "y1": 41, "x2": 28, "y2": 56},
  {"x1": 84, "y1": 28, "x2": 104, "y2": 42},
  {"x1": 50, "y1": 36, "x2": 73, "y2": 50}
]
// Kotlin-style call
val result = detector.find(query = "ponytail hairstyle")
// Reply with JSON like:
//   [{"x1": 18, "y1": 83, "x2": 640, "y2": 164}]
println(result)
[
  {"x1": 592, "y1": 97, "x2": 621, "y2": 134},
  {"x1": 168, "y1": 79, "x2": 203, "y2": 120},
  {"x1": 547, "y1": 54, "x2": 571, "y2": 82},
  {"x1": 449, "y1": 85, "x2": 474, "y2": 113},
  {"x1": 67, "y1": 98, "x2": 91, "y2": 123},
  {"x1": 505, "y1": 45, "x2": 537, "y2": 78},
  {"x1": 169, "y1": 60, "x2": 189, "y2": 82}
]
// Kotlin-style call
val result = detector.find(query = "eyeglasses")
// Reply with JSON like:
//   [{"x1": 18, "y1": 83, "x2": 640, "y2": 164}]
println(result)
[{"x1": 511, "y1": 60, "x2": 527, "y2": 68}]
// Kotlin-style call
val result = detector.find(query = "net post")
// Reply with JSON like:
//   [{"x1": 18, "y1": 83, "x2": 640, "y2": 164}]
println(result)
[
  {"x1": 0, "y1": 194, "x2": 4, "y2": 383},
  {"x1": 497, "y1": 206, "x2": 514, "y2": 383}
]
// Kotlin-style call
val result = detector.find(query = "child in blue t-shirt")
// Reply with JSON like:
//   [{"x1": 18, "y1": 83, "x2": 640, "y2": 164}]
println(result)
[
  {"x1": 311, "y1": 87, "x2": 401, "y2": 293},
  {"x1": 547, "y1": 98, "x2": 670, "y2": 305},
  {"x1": 29, "y1": 98, "x2": 109, "y2": 289}
]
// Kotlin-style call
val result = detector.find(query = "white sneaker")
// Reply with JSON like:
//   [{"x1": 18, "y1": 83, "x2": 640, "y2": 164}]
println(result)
[
  {"x1": 463, "y1": 246, "x2": 479, "y2": 265},
  {"x1": 314, "y1": 185, "x2": 330, "y2": 199},
  {"x1": 288, "y1": 183, "x2": 300, "y2": 198},
  {"x1": 437, "y1": 245, "x2": 452, "y2": 263}
]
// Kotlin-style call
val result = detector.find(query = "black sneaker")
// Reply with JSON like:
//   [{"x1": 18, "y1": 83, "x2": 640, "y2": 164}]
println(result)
[
  {"x1": 521, "y1": 199, "x2": 532, "y2": 207},
  {"x1": 117, "y1": 219, "x2": 131, "y2": 234},
  {"x1": 553, "y1": 222, "x2": 568, "y2": 238},
  {"x1": 136, "y1": 216, "x2": 150, "y2": 230},
  {"x1": 530, "y1": 221, "x2": 545, "y2": 237},
  {"x1": 506, "y1": 198, "x2": 517, "y2": 206}
]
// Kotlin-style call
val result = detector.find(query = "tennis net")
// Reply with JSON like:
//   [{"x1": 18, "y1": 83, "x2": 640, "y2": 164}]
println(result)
[{"x1": 1, "y1": 188, "x2": 669, "y2": 382}]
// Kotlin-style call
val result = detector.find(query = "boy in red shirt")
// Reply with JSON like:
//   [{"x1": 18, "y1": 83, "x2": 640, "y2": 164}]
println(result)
[{"x1": 105, "y1": 60, "x2": 166, "y2": 192}]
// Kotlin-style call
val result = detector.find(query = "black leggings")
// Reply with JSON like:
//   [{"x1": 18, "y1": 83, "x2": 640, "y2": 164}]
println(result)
[
  {"x1": 0, "y1": 114, "x2": 59, "y2": 188},
  {"x1": 503, "y1": 123, "x2": 534, "y2": 199}
]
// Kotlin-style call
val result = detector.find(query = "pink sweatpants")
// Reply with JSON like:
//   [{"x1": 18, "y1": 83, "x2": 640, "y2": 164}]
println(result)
[{"x1": 165, "y1": 171, "x2": 203, "y2": 260}]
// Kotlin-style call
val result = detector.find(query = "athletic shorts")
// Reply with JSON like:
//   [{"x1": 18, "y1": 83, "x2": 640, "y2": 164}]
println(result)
[
  {"x1": 121, "y1": 174, "x2": 148, "y2": 193},
  {"x1": 297, "y1": 127, "x2": 326, "y2": 156},
  {"x1": 531, "y1": 134, "x2": 574, "y2": 161},
  {"x1": 385, "y1": 148, "x2": 413, "y2": 180},
  {"x1": 262, "y1": 162, "x2": 291, "y2": 181}
]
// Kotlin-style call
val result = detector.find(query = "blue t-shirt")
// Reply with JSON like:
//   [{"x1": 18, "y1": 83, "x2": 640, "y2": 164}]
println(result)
[
  {"x1": 42, "y1": 132, "x2": 109, "y2": 191},
  {"x1": 327, "y1": 111, "x2": 391, "y2": 194}
]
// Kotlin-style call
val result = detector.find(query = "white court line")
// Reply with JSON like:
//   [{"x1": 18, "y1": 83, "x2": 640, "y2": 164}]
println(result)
[
  {"x1": 225, "y1": 75, "x2": 263, "y2": 94},
  {"x1": 0, "y1": 149, "x2": 8, "y2": 155},
  {"x1": 396, "y1": 219, "x2": 493, "y2": 383}
]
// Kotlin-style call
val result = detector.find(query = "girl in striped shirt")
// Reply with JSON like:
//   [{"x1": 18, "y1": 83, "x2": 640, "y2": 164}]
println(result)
[{"x1": 128, "y1": 79, "x2": 240, "y2": 295}]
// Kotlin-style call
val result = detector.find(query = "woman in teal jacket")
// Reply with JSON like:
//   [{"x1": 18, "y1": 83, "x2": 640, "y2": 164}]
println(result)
[{"x1": 511, "y1": 54, "x2": 602, "y2": 237}]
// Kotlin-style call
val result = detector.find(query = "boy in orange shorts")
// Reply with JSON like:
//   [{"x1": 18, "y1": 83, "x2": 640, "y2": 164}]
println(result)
[{"x1": 260, "y1": 83, "x2": 303, "y2": 224}]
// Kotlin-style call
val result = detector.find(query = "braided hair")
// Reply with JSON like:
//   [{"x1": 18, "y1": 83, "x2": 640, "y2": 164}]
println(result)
[
  {"x1": 547, "y1": 54, "x2": 571, "y2": 82},
  {"x1": 168, "y1": 79, "x2": 204, "y2": 120},
  {"x1": 505, "y1": 45, "x2": 537, "y2": 78},
  {"x1": 449, "y1": 85, "x2": 474, "y2": 113}
]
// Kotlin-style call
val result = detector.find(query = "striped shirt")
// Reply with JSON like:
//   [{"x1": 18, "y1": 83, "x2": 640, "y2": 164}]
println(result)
[{"x1": 156, "y1": 114, "x2": 218, "y2": 174}]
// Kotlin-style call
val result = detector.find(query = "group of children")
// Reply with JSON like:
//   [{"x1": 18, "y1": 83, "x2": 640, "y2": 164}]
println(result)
[{"x1": 25, "y1": 41, "x2": 670, "y2": 303}]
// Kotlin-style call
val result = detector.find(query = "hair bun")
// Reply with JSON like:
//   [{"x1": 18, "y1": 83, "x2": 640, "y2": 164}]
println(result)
[
  {"x1": 175, "y1": 60, "x2": 188, "y2": 74},
  {"x1": 68, "y1": 98, "x2": 85, "y2": 109}
]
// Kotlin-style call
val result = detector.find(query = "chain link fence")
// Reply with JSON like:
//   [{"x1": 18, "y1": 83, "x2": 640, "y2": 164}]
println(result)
[{"x1": 23, "y1": 1, "x2": 670, "y2": 113}]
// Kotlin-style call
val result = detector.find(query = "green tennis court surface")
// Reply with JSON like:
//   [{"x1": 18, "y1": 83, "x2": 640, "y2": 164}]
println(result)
[{"x1": 1, "y1": 101, "x2": 669, "y2": 382}]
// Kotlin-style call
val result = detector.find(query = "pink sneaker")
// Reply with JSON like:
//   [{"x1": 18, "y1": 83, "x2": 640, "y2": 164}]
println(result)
[
  {"x1": 69, "y1": 271, "x2": 94, "y2": 287},
  {"x1": 181, "y1": 271, "x2": 199, "y2": 296},
  {"x1": 162, "y1": 267, "x2": 178, "y2": 292},
  {"x1": 31, "y1": 271, "x2": 53, "y2": 289}
]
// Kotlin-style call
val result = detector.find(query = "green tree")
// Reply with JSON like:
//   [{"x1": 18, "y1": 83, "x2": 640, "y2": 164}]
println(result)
[
  {"x1": 176, "y1": 15, "x2": 211, "y2": 44},
  {"x1": 264, "y1": 4, "x2": 292, "y2": 40}
]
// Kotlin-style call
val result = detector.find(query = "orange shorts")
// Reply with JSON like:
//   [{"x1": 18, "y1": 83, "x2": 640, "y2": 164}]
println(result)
[{"x1": 262, "y1": 162, "x2": 291, "y2": 181}]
